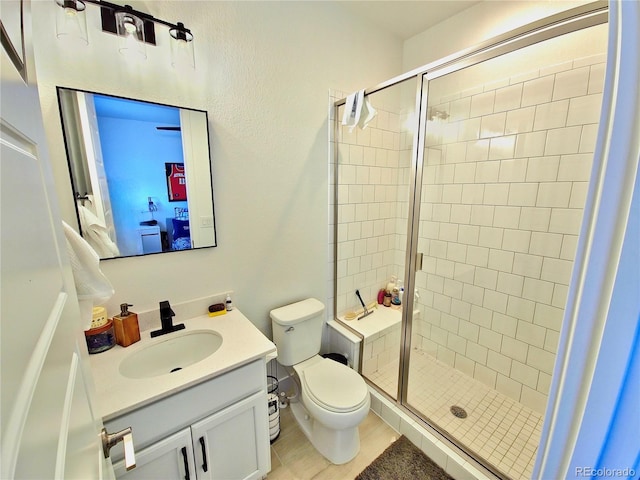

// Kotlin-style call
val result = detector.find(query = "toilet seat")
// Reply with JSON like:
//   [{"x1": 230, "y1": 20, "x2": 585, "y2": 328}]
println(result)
[{"x1": 301, "y1": 359, "x2": 368, "y2": 413}]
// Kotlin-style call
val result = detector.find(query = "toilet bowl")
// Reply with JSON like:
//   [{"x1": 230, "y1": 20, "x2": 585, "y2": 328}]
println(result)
[
  {"x1": 270, "y1": 298, "x2": 370, "y2": 464},
  {"x1": 290, "y1": 356, "x2": 370, "y2": 464}
]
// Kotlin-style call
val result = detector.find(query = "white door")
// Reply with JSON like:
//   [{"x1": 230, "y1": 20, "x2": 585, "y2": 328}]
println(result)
[{"x1": 0, "y1": 2, "x2": 114, "y2": 478}]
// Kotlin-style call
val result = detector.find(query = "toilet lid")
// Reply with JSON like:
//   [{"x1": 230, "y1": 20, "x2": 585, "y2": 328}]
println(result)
[{"x1": 302, "y1": 359, "x2": 368, "y2": 413}]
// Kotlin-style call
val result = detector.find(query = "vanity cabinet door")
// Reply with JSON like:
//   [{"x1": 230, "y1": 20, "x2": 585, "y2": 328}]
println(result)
[
  {"x1": 114, "y1": 428, "x2": 196, "y2": 480},
  {"x1": 191, "y1": 391, "x2": 270, "y2": 480}
]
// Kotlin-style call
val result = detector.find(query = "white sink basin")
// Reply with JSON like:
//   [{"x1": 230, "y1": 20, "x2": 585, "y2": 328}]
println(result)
[{"x1": 119, "y1": 330, "x2": 223, "y2": 379}]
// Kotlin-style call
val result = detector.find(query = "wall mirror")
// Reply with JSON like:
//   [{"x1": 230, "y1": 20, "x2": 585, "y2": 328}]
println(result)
[{"x1": 57, "y1": 87, "x2": 217, "y2": 259}]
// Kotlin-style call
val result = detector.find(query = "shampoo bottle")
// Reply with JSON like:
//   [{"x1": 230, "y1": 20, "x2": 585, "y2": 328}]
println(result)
[{"x1": 113, "y1": 303, "x2": 141, "y2": 347}]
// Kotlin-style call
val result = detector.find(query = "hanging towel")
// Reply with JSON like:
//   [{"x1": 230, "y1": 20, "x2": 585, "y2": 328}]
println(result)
[
  {"x1": 62, "y1": 221, "x2": 114, "y2": 329},
  {"x1": 77, "y1": 202, "x2": 120, "y2": 258},
  {"x1": 341, "y1": 89, "x2": 365, "y2": 131},
  {"x1": 358, "y1": 96, "x2": 377, "y2": 129}
]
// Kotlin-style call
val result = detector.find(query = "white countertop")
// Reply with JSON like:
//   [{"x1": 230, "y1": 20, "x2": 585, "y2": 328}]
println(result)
[{"x1": 89, "y1": 308, "x2": 277, "y2": 421}]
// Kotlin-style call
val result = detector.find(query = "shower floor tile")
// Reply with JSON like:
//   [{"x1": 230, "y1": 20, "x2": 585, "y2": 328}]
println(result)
[{"x1": 366, "y1": 348, "x2": 543, "y2": 479}]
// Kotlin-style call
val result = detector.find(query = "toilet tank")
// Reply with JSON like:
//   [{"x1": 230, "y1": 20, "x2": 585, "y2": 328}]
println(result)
[{"x1": 270, "y1": 298, "x2": 325, "y2": 366}]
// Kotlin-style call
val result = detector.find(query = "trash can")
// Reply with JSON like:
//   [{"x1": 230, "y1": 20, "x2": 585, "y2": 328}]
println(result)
[{"x1": 267, "y1": 376, "x2": 280, "y2": 443}]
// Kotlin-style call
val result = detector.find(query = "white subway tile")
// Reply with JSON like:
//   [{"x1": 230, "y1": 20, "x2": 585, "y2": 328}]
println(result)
[
  {"x1": 533, "y1": 100, "x2": 569, "y2": 131},
  {"x1": 444, "y1": 279, "x2": 464, "y2": 300},
  {"x1": 470, "y1": 205, "x2": 495, "y2": 227},
  {"x1": 541, "y1": 257, "x2": 574, "y2": 285},
  {"x1": 513, "y1": 252, "x2": 543, "y2": 278},
  {"x1": 544, "y1": 126, "x2": 582, "y2": 155},
  {"x1": 553, "y1": 66, "x2": 590, "y2": 100},
  {"x1": 467, "y1": 341, "x2": 489, "y2": 365},
  {"x1": 485, "y1": 290, "x2": 508, "y2": 314},
  {"x1": 527, "y1": 345, "x2": 556, "y2": 375},
  {"x1": 433, "y1": 204, "x2": 451, "y2": 222},
  {"x1": 557, "y1": 153, "x2": 594, "y2": 181},
  {"x1": 560, "y1": 234, "x2": 579, "y2": 261},
  {"x1": 507, "y1": 296, "x2": 536, "y2": 322},
  {"x1": 466, "y1": 245, "x2": 490, "y2": 267},
  {"x1": 487, "y1": 350, "x2": 512, "y2": 375},
  {"x1": 505, "y1": 106, "x2": 536, "y2": 134},
  {"x1": 529, "y1": 232, "x2": 563, "y2": 257},
  {"x1": 454, "y1": 162, "x2": 477, "y2": 183},
  {"x1": 579, "y1": 123, "x2": 599, "y2": 154},
  {"x1": 496, "y1": 374, "x2": 523, "y2": 401},
  {"x1": 522, "y1": 75, "x2": 554, "y2": 107},
  {"x1": 438, "y1": 346, "x2": 456, "y2": 367},
  {"x1": 470, "y1": 305, "x2": 493, "y2": 329},
  {"x1": 475, "y1": 160, "x2": 500, "y2": 183},
  {"x1": 523, "y1": 277, "x2": 555, "y2": 304},
  {"x1": 465, "y1": 139, "x2": 490, "y2": 162},
  {"x1": 540, "y1": 60, "x2": 573, "y2": 76},
  {"x1": 515, "y1": 131, "x2": 547, "y2": 158},
  {"x1": 474, "y1": 364, "x2": 497, "y2": 387},
  {"x1": 443, "y1": 184, "x2": 463, "y2": 204},
  {"x1": 462, "y1": 282, "x2": 484, "y2": 306},
  {"x1": 480, "y1": 112, "x2": 507, "y2": 138},
  {"x1": 519, "y1": 207, "x2": 551, "y2": 232},
  {"x1": 526, "y1": 155, "x2": 560, "y2": 182},
  {"x1": 447, "y1": 242, "x2": 467, "y2": 263},
  {"x1": 537, "y1": 182, "x2": 572, "y2": 208},
  {"x1": 489, "y1": 135, "x2": 517, "y2": 160},
  {"x1": 549, "y1": 208, "x2": 584, "y2": 234},
  {"x1": 485, "y1": 76, "x2": 510, "y2": 91},
  {"x1": 425, "y1": 146, "x2": 443, "y2": 166},
  {"x1": 458, "y1": 320, "x2": 479, "y2": 342},
  {"x1": 478, "y1": 327, "x2": 502, "y2": 352},
  {"x1": 501, "y1": 336, "x2": 529, "y2": 363},
  {"x1": 588, "y1": 63, "x2": 606, "y2": 95},
  {"x1": 363, "y1": 146, "x2": 377, "y2": 165},
  {"x1": 470, "y1": 90, "x2": 496, "y2": 117},
  {"x1": 544, "y1": 329, "x2": 560, "y2": 353},
  {"x1": 483, "y1": 183, "x2": 510, "y2": 205},
  {"x1": 538, "y1": 372, "x2": 552, "y2": 395},
  {"x1": 520, "y1": 387, "x2": 548, "y2": 414},
  {"x1": 439, "y1": 223, "x2": 459, "y2": 242},
  {"x1": 508, "y1": 183, "x2": 538, "y2": 207},
  {"x1": 510, "y1": 360, "x2": 539, "y2": 389},
  {"x1": 494, "y1": 83, "x2": 523, "y2": 112},
  {"x1": 479, "y1": 226, "x2": 504, "y2": 249},
  {"x1": 493, "y1": 206, "x2": 521, "y2": 229},
  {"x1": 450, "y1": 96, "x2": 471, "y2": 121},
  {"x1": 445, "y1": 142, "x2": 468, "y2": 164},
  {"x1": 488, "y1": 249, "x2": 514, "y2": 273},
  {"x1": 458, "y1": 117, "x2": 481, "y2": 142},
  {"x1": 450, "y1": 204, "x2": 472, "y2": 224},
  {"x1": 474, "y1": 267, "x2": 498, "y2": 290},
  {"x1": 502, "y1": 229, "x2": 531, "y2": 253},
  {"x1": 454, "y1": 354, "x2": 475, "y2": 376},
  {"x1": 515, "y1": 320, "x2": 546, "y2": 349},
  {"x1": 458, "y1": 225, "x2": 480, "y2": 245},
  {"x1": 497, "y1": 272, "x2": 525, "y2": 297},
  {"x1": 510, "y1": 69, "x2": 539, "y2": 85},
  {"x1": 567, "y1": 94, "x2": 603, "y2": 126}
]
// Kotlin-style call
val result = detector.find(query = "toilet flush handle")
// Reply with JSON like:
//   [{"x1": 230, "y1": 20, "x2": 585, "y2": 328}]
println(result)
[{"x1": 285, "y1": 326, "x2": 295, "y2": 333}]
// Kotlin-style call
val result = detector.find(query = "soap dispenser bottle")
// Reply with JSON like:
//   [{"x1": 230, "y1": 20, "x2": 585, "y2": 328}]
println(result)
[{"x1": 112, "y1": 303, "x2": 141, "y2": 347}]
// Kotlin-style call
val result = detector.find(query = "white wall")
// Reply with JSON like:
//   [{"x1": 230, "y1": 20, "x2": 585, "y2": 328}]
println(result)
[
  {"x1": 402, "y1": 0, "x2": 593, "y2": 72},
  {"x1": 33, "y1": 1, "x2": 403, "y2": 336}
]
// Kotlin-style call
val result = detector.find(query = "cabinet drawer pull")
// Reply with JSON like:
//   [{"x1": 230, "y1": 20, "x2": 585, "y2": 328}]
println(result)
[
  {"x1": 181, "y1": 447, "x2": 190, "y2": 480},
  {"x1": 199, "y1": 436, "x2": 208, "y2": 472}
]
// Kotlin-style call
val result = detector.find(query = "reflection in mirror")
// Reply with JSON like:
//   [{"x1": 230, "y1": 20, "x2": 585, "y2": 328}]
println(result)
[{"x1": 57, "y1": 87, "x2": 217, "y2": 259}]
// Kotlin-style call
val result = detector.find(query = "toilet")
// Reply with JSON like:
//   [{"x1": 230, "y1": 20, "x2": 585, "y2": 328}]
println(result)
[{"x1": 270, "y1": 298, "x2": 370, "y2": 465}]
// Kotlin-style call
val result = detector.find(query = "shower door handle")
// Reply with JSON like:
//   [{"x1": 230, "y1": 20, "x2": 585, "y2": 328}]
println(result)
[{"x1": 416, "y1": 252, "x2": 424, "y2": 271}]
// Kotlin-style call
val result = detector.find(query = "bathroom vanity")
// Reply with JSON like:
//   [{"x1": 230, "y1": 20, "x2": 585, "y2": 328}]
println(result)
[{"x1": 89, "y1": 308, "x2": 276, "y2": 480}]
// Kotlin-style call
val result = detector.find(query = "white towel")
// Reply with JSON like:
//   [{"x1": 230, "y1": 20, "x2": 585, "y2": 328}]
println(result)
[
  {"x1": 341, "y1": 89, "x2": 377, "y2": 131},
  {"x1": 77, "y1": 203, "x2": 120, "y2": 258},
  {"x1": 62, "y1": 221, "x2": 114, "y2": 329}
]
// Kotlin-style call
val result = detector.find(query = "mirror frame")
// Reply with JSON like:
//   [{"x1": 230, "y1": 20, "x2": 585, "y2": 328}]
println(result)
[{"x1": 56, "y1": 86, "x2": 217, "y2": 259}]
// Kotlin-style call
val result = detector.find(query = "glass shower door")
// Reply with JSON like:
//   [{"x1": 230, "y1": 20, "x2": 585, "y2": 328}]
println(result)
[
  {"x1": 334, "y1": 76, "x2": 418, "y2": 400},
  {"x1": 404, "y1": 23, "x2": 607, "y2": 479}
]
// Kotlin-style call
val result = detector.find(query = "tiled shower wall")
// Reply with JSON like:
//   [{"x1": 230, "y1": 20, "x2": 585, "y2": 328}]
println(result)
[
  {"x1": 412, "y1": 53, "x2": 606, "y2": 413},
  {"x1": 334, "y1": 100, "x2": 413, "y2": 316}
]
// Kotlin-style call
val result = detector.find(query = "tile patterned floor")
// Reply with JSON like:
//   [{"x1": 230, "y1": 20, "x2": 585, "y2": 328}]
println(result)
[
  {"x1": 268, "y1": 405, "x2": 400, "y2": 479},
  {"x1": 367, "y1": 348, "x2": 543, "y2": 479}
]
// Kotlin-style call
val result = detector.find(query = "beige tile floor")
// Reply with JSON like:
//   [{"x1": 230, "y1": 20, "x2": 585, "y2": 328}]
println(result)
[
  {"x1": 267, "y1": 405, "x2": 400, "y2": 479},
  {"x1": 367, "y1": 349, "x2": 543, "y2": 479}
]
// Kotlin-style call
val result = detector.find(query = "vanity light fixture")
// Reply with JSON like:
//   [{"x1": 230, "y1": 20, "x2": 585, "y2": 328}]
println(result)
[{"x1": 53, "y1": 0, "x2": 195, "y2": 67}]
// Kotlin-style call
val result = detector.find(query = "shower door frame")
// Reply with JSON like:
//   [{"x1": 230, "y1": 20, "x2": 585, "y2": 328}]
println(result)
[{"x1": 333, "y1": 0, "x2": 609, "y2": 475}]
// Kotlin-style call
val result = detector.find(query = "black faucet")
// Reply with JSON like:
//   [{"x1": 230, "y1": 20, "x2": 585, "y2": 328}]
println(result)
[{"x1": 150, "y1": 300, "x2": 185, "y2": 337}]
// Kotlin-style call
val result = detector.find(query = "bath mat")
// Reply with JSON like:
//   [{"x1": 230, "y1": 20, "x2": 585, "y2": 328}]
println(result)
[{"x1": 356, "y1": 435, "x2": 454, "y2": 480}]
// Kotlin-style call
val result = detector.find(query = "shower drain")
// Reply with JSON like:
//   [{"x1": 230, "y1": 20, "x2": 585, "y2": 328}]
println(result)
[{"x1": 450, "y1": 405, "x2": 468, "y2": 419}]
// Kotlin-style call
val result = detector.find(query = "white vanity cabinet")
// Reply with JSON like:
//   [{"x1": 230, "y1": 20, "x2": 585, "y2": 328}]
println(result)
[{"x1": 108, "y1": 359, "x2": 270, "y2": 480}]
